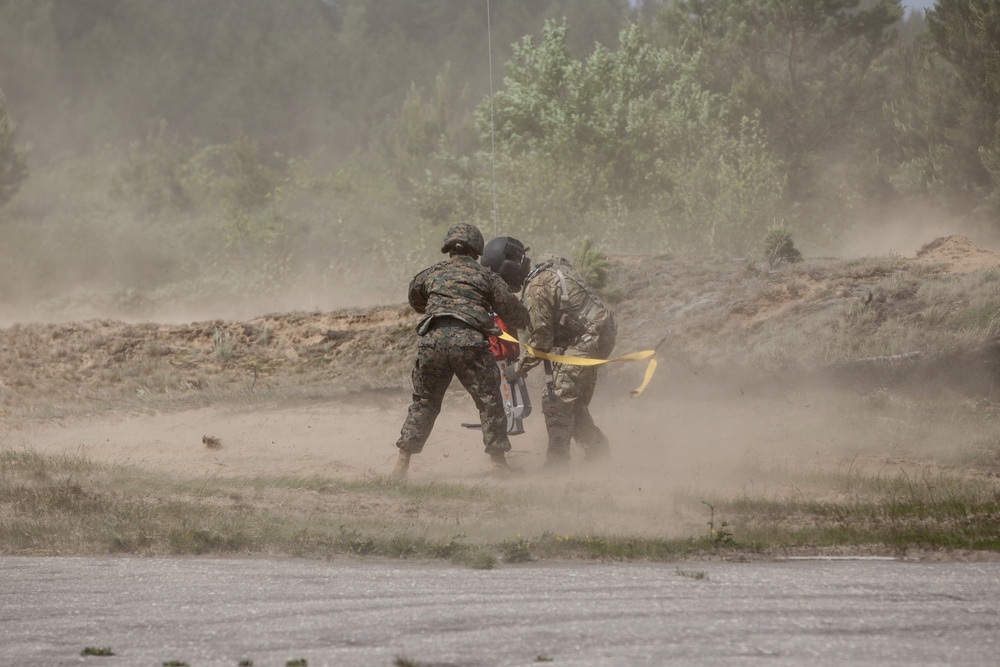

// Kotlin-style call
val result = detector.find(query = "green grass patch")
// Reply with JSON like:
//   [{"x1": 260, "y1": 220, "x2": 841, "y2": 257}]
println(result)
[
  {"x1": 703, "y1": 468, "x2": 1000, "y2": 552},
  {"x1": 4, "y1": 449, "x2": 1000, "y2": 561}
]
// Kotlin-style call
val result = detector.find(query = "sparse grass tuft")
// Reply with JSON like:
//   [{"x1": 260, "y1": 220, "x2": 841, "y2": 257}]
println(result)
[
  {"x1": 212, "y1": 329, "x2": 237, "y2": 362},
  {"x1": 920, "y1": 303, "x2": 951, "y2": 326},
  {"x1": 501, "y1": 536, "x2": 534, "y2": 563},
  {"x1": 675, "y1": 568, "x2": 708, "y2": 580},
  {"x1": 453, "y1": 548, "x2": 498, "y2": 570},
  {"x1": 395, "y1": 658, "x2": 430, "y2": 667}
]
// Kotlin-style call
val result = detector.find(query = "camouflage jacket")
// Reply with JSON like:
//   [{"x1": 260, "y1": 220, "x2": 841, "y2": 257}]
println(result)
[
  {"x1": 519, "y1": 255, "x2": 616, "y2": 371},
  {"x1": 408, "y1": 255, "x2": 529, "y2": 335}
]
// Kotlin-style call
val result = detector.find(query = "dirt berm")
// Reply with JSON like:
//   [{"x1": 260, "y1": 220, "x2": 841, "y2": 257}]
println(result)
[{"x1": 2, "y1": 235, "x2": 998, "y2": 414}]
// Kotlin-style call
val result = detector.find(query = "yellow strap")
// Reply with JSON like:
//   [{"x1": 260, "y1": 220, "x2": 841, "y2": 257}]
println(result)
[
  {"x1": 630, "y1": 357, "x2": 657, "y2": 398},
  {"x1": 498, "y1": 331, "x2": 657, "y2": 397}
]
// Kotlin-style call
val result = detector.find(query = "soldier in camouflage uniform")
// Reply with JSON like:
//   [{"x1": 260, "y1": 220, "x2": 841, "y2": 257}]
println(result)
[
  {"x1": 393, "y1": 223, "x2": 530, "y2": 478},
  {"x1": 515, "y1": 254, "x2": 617, "y2": 467}
]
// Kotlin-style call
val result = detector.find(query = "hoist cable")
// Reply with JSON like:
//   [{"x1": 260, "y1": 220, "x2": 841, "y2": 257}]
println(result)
[{"x1": 486, "y1": 0, "x2": 498, "y2": 238}]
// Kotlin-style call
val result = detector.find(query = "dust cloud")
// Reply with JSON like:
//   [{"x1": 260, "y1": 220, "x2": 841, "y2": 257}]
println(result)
[
  {"x1": 8, "y1": 233, "x2": 998, "y2": 541},
  {"x1": 831, "y1": 205, "x2": 1000, "y2": 259},
  {"x1": 8, "y1": 359, "x2": 919, "y2": 541}
]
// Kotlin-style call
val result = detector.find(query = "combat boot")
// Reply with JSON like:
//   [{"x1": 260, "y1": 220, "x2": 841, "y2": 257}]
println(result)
[
  {"x1": 490, "y1": 451, "x2": 524, "y2": 475},
  {"x1": 543, "y1": 434, "x2": 572, "y2": 470},
  {"x1": 583, "y1": 441, "x2": 610, "y2": 463},
  {"x1": 391, "y1": 449, "x2": 411, "y2": 480},
  {"x1": 542, "y1": 452, "x2": 570, "y2": 470},
  {"x1": 543, "y1": 405, "x2": 573, "y2": 469}
]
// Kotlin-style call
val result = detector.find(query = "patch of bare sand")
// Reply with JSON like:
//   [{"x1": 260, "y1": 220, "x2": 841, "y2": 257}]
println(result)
[
  {"x1": 3, "y1": 381, "x2": 814, "y2": 483},
  {"x1": 913, "y1": 235, "x2": 1000, "y2": 273},
  {"x1": 3, "y1": 370, "x2": 918, "y2": 539}
]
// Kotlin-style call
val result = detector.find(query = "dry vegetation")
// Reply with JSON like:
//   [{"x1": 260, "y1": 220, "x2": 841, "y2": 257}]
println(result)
[{"x1": 3, "y1": 236, "x2": 1000, "y2": 563}]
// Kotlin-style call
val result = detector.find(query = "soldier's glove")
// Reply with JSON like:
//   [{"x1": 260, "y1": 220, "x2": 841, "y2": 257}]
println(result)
[
  {"x1": 503, "y1": 364, "x2": 521, "y2": 385},
  {"x1": 514, "y1": 361, "x2": 531, "y2": 378}
]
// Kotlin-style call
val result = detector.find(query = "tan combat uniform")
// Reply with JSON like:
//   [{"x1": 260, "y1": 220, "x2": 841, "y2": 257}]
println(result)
[{"x1": 517, "y1": 256, "x2": 617, "y2": 465}]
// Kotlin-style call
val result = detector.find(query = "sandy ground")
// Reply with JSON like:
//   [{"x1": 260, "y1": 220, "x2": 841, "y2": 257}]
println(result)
[
  {"x1": 3, "y1": 371, "x2": 870, "y2": 501},
  {"x1": 5, "y1": 367, "x2": 949, "y2": 544}
]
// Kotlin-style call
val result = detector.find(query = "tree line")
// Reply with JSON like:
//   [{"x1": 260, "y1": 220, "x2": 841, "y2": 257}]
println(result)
[{"x1": 0, "y1": 0, "x2": 996, "y2": 317}]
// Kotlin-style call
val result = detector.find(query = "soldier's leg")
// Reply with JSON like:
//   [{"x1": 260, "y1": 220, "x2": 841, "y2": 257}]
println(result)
[
  {"x1": 543, "y1": 361, "x2": 586, "y2": 465},
  {"x1": 572, "y1": 367, "x2": 609, "y2": 460},
  {"x1": 453, "y1": 341, "x2": 511, "y2": 456},
  {"x1": 396, "y1": 336, "x2": 452, "y2": 455},
  {"x1": 542, "y1": 396, "x2": 573, "y2": 466}
]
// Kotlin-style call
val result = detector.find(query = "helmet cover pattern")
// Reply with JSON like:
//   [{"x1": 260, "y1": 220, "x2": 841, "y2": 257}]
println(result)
[{"x1": 441, "y1": 223, "x2": 485, "y2": 257}]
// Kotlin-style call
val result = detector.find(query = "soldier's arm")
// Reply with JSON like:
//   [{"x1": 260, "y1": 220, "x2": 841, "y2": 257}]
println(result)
[
  {"x1": 407, "y1": 270, "x2": 430, "y2": 314},
  {"x1": 516, "y1": 277, "x2": 558, "y2": 374},
  {"x1": 522, "y1": 278, "x2": 557, "y2": 351},
  {"x1": 490, "y1": 275, "x2": 530, "y2": 331}
]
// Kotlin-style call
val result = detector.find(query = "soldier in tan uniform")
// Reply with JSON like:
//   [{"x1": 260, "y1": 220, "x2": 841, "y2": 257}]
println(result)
[
  {"x1": 393, "y1": 224, "x2": 530, "y2": 479},
  {"x1": 515, "y1": 255, "x2": 617, "y2": 467}
]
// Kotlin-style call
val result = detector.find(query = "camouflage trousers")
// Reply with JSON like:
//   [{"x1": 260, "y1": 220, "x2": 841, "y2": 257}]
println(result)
[
  {"x1": 396, "y1": 327, "x2": 511, "y2": 456},
  {"x1": 542, "y1": 344, "x2": 610, "y2": 463}
]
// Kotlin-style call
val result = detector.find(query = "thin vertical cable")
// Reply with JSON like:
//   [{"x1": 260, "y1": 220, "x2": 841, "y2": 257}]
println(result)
[{"x1": 487, "y1": 0, "x2": 498, "y2": 238}]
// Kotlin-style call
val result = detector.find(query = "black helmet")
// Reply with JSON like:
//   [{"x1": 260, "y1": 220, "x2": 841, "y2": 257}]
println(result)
[
  {"x1": 441, "y1": 223, "x2": 485, "y2": 257},
  {"x1": 482, "y1": 236, "x2": 531, "y2": 291}
]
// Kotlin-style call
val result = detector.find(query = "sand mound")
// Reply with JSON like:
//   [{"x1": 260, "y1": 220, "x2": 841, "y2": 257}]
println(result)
[{"x1": 914, "y1": 235, "x2": 1000, "y2": 273}]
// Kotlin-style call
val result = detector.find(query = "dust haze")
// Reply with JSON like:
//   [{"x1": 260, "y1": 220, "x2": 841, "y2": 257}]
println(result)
[
  {"x1": 832, "y1": 205, "x2": 1000, "y2": 260},
  {"x1": 2, "y1": 3, "x2": 999, "y2": 545},
  {"x1": 9, "y1": 356, "x2": 959, "y2": 540},
  {"x1": 6, "y1": 230, "x2": 1000, "y2": 541}
]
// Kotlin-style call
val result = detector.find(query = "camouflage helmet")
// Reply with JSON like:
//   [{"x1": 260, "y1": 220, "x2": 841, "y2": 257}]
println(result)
[{"x1": 441, "y1": 223, "x2": 485, "y2": 257}]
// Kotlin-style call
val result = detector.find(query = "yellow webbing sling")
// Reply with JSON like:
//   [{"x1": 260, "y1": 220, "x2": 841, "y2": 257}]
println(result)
[{"x1": 498, "y1": 331, "x2": 658, "y2": 397}]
